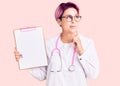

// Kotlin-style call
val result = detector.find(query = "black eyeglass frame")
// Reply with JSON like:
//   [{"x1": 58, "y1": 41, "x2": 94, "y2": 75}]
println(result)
[{"x1": 60, "y1": 15, "x2": 82, "y2": 22}]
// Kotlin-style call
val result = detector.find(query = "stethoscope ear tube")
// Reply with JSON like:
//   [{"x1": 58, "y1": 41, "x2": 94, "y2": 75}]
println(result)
[{"x1": 50, "y1": 47, "x2": 62, "y2": 72}]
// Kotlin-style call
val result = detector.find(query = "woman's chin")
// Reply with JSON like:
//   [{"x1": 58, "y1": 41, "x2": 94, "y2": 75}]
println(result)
[{"x1": 71, "y1": 29, "x2": 77, "y2": 33}]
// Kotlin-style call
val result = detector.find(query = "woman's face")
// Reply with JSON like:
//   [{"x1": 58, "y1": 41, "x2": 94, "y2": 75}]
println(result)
[{"x1": 58, "y1": 8, "x2": 80, "y2": 35}]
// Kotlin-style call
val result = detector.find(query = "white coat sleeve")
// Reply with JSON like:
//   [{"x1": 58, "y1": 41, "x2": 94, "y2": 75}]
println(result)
[
  {"x1": 78, "y1": 40, "x2": 99, "y2": 79},
  {"x1": 29, "y1": 66, "x2": 47, "y2": 81}
]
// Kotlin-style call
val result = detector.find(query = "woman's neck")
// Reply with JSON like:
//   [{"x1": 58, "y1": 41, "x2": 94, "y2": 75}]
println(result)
[{"x1": 61, "y1": 32, "x2": 74, "y2": 43}]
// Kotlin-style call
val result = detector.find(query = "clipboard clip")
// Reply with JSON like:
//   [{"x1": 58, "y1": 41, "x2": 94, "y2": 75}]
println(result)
[{"x1": 20, "y1": 26, "x2": 37, "y2": 32}]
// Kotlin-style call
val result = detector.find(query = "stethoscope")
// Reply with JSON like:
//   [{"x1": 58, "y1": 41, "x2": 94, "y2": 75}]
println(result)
[{"x1": 50, "y1": 35, "x2": 77, "y2": 72}]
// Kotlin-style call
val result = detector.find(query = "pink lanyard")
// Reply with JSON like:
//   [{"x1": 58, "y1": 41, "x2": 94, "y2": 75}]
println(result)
[{"x1": 51, "y1": 35, "x2": 77, "y2": 65}]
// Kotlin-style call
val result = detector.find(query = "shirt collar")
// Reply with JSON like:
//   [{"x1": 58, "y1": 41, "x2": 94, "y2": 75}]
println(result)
[{"x1": 57, "y1": 33, "x2": 75, "y2": 49}]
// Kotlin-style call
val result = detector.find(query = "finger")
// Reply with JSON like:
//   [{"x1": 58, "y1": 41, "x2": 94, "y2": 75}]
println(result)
[
  {"x1": 16, "y1": 57, "x2": 20, "y2": 62},
  {"x1": 15, "y1": 54, "x2": 22, "y2": 58},
  {"x1": 15, "y1": 55, "x2": 22, "y2": 61},
  {"x1": 73, "y1": 38, "x2": 77, "y2": 46},
  {"x1": 73, "y1": 37, "x2": 78, "y2": 43},
  {"x1": 74, "y1": 32, "x2": 78, "y2": 37},
  {"x1": 14, "y1": 52, "x2": 19, "y2": 55},
  {"x1": 14, "y1": 49, "x2": 20, "y2": 55},
  {"x1": 14, "y1": 50, "x2": 18, "y2": 54},
  {"x1": 15, "y1": 57, "x2": 20, "y2": 62}
]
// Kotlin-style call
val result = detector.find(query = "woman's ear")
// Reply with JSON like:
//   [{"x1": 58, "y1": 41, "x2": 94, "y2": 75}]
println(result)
[{"x1": 57, "y1": 19, "x2": 62, "y2": 27}]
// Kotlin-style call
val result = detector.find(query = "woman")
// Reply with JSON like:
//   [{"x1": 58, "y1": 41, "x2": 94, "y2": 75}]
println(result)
[{"x1": 14, "y1": 2, "x2": 99, "y2": 86}]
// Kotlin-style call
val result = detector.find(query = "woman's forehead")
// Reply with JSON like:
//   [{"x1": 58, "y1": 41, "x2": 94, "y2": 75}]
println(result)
[{"x1": 63, "y1": 8, "x2": 78, "y2": 16}]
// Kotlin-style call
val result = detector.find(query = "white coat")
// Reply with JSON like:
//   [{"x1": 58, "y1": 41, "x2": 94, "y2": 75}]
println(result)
[{"x1": 29, "y1": 34, "x2": 99, "y2": 86}]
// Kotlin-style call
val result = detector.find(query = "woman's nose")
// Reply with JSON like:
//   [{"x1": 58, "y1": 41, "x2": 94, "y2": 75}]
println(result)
[{"x1": 71, "y1": 18, "x2": 76, "y2": 23}]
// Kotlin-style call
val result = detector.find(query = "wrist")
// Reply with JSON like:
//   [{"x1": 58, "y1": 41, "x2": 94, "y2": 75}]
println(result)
[
  {"x1": 78, "y1": 48, "x2": 84, "y2": 56},
  {"x1": 79, "y1": 50, "x2": 84, "y2": 55}
]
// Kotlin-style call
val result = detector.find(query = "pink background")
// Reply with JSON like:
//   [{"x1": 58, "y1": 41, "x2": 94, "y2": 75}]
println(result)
[{"x1": 0, "y1": 0, "x2": 120, "y2": 86}]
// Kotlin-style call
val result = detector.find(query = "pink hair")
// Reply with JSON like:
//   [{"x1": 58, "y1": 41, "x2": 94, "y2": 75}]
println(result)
[{"x1": 55, "y1": 2, "x2": 80, "y2": 20}]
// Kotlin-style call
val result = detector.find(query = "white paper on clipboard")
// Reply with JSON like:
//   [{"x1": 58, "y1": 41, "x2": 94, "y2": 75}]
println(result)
[{"x1": 14, "y1": 27, "x2": 48, "y2": 69}]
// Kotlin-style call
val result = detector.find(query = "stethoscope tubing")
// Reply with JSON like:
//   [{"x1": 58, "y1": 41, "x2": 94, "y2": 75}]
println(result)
[{"x1": 50, "y1": 35, "x2": 77, "y2": 72}]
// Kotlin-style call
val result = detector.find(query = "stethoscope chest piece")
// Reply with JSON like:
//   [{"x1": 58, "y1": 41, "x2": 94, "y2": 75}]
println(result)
[{"x1": 68, "y1": 65, "x2": 75, "y2": 72}]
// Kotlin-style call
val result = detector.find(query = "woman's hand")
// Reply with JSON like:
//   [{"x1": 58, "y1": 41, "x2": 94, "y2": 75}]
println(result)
[
  {"x1": 14, "y1": 47, "x2": 22, "y2": 62},
  {"x1": 73, "y1": 35, "x2": 84, "y2": 55}
]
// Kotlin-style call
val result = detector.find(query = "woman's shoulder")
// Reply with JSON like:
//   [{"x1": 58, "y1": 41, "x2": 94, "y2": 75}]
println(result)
[
  {"x1": 80, "y1": 34, "x2": 93, "y2": 42},
  {"x1": 46, "y1": 35, "x2": 59, "y2": 44},
  {"x1": 45, "y1": 34, "x2": 59, "y2": 49},
  {"x1": 45, "y1": 35, "x2": 59, "y2": 57}
]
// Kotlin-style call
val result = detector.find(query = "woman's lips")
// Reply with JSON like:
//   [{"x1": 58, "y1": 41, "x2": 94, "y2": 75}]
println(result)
[{"x1": 70, "y1": 26, "x2": 77, "y2": 29}]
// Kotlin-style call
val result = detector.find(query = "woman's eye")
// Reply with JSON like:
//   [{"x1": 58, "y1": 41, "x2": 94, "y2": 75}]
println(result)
[
  {"x1": 67, "y1": 15, "x2": 72, "y2": 19},
  {"x1": 75, "y1": 16, "x2": 79, "y2": 18}
]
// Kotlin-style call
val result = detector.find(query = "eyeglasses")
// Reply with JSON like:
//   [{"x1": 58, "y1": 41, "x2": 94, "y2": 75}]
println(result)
[{"x1": 61, "y1": 15, "x2": 82, "y2": 22}]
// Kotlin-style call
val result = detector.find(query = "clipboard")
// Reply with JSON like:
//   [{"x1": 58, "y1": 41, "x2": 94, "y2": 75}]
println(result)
[{"x1": 13, "y1": 27, "x2": 48, "y2": 69}]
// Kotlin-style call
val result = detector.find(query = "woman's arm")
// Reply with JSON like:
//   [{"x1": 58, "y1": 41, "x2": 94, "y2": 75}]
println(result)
[
  {"x1": 29, "y1": 66, "x2": 47, "y2": 80},
  {"x1": 78, "y1": 40, "x2": 99, "y2": 79}
]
